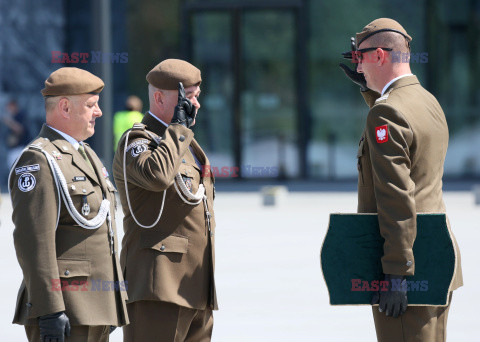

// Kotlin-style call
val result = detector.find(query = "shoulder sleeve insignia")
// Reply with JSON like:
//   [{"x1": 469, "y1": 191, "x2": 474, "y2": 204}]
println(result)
[
  {"x1": 18, "y1": 173, "x2": 37, "y2": 192},
  {"x1": 375, "y1": 125, "x2": 389, "y2": 143},
  {"x1": 126, "y1": 139, "x2": 149, "y2": 157}
]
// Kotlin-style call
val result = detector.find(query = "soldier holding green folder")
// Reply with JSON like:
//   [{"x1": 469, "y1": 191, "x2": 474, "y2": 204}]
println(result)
[{"x1": 340, "y1": 18, "x2": 463, "y2": 341}]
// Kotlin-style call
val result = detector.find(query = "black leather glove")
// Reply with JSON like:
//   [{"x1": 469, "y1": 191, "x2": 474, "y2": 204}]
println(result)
[
  {"x1": 39, "y1": 311, "x2": 71, "y2": 342},
  {"x1": 109, "y1": 326, "x2": 116, "y2": 334},
  {"x1": 170, "y1": 82, "x2": 196, "y2": 128},
  {"x1": 339, "y1": 37, "x2": 368, "y2": 92},
  {"x1": 371, "y1": 274, "x2": 408, "y2": 318}
]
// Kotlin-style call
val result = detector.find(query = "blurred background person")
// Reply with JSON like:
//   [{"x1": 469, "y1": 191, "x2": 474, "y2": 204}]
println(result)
[
  {"x1": 113, "y1": 95, "x2": 144, "y2": 151},
  {"x1": 3, "y1": 99, "x2": 30, "y2": 168}
]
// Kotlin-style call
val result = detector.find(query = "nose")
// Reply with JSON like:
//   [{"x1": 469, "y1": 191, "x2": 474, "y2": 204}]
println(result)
[
  {"x1": 191, "y1": 97, "x2": 200, "y2": 111},
  {"x1": 357, "y1": 62, "x2": 363, "y2": 73},
  {"x1": 95, "y1": 104, "x2": 103, "y2": 117}
]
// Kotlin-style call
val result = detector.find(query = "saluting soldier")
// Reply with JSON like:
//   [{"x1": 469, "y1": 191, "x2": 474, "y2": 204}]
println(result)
[
  {"x1": 340, "y1": 18, "x2": 463, "y2": 341},
  {"x1": 9, "y1": 67, "x2": 129, "y2": 342},
  {"x1": 113, "y1": 59, "x2": 217, "y2": 342}
]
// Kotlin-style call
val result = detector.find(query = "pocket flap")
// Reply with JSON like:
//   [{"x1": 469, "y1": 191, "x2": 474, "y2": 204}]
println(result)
[
  {"x1": 57, "y1": 259, "x2": 91, "y2": 278},
  {"x1": 142, "y1": 235, "x2": 189, "y2": 254}
]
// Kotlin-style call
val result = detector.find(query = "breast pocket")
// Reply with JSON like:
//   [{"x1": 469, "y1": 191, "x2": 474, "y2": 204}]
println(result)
[
  {"x1": 177, "y1": 166, "x2": 199, "y2": 195},
  {"x1": 67, "y1": 180, "x2": 101, "y2": 218}
]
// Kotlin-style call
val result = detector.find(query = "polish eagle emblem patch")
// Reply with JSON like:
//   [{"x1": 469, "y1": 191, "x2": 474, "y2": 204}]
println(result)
[{"x1": 375, "y1": 125, "x2": 388, "y2": 143}]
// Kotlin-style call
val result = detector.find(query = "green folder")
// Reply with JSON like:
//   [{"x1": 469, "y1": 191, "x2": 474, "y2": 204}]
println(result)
[{"x1": 320, "y1": 213, "x2": 456, "y2": 306}]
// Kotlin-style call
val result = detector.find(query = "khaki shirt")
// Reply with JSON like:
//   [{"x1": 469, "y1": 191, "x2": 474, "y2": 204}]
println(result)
[
  {"x1": 358, "y1": 76, "x2": 463, "y2": 290},
  {"x1": 10, "y1": 125, "x2": 129, "y2": 326},
  {"x1": 112, "y1": 113, "x2": 217, "y2": 310}
]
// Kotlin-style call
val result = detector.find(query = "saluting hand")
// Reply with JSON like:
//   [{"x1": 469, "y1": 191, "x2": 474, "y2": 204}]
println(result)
[
  {"x1": 371, "y1": 274, "x2": 408, "y2": 318},
  {"x1": 171, "y1": 82, "x2": 196, "y2": 128},
  {"x1": 339, "y1": 37, "x2": 368, "y2": 91},
  {"x1": 39, "y1": 311, "x2": 71, "y2": 342}
]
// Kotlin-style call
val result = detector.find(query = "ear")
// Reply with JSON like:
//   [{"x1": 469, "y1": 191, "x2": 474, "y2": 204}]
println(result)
[
  {"x1": 377, "y1": 48, "x2": 388, "y2": 66},
  {"x1": 58, "y1": 97, "x2": 71, "y2": 119}
]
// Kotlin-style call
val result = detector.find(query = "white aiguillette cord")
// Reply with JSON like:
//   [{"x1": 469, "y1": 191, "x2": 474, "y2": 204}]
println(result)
[
  {"x1": 9, "y1": 144, "x2": 110, "y2": 230},
  {"x1": 123, "y1": 129, "x2": 205, "y2": 229}
]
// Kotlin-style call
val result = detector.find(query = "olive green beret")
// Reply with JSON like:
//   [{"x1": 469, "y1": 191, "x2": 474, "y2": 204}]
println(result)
[
  {"x1": 41, "y1": 67, "x2": 104, "y2": 97},
  {"x1": 356, "y1": 18, "x2": 412, "y2": 48},
  {"x1": 146, "y1": 59, "x2": 201, "y2": 90}
]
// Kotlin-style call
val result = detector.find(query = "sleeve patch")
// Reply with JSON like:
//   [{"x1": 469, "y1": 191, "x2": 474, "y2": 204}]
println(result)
[
  {"x1": 15, "y1": 164, "x2": 40, "y2": 175},
  {"x1": 126, "y1": 139, "x2": 149, "y2": 153},
  {"x1": 18, "y1": 173, "x2": 36, "y2": 192},
  {"x1": 375, "y1": 125, "x2": 389, "y2": 143}
]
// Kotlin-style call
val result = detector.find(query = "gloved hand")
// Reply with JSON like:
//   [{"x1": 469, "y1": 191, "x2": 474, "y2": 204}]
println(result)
[
  {"x1": 39, "y1": 311, "x2": 71, "y2": 342},
  {"x1": 109, "y1": 326, "x2": 116, "y2": 334},
  {"x1": 371, "y1": 274, "x2": 408, "y2": 318},
  {"x1": 171, "y1": 82, "x2": 196, "y2": 128},
  {"x1": 339, "y1": 36, "x2": 368, "y2": 91}
]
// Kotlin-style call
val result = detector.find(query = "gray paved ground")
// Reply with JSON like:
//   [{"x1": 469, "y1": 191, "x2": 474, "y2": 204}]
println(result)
[{"x1": 0, "y1": 191, "x2": 478, "y2": 341}]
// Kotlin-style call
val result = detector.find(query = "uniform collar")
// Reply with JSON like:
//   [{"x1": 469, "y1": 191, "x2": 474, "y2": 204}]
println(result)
[
  {"x1": 381, "y1": 73, "x2": 414, "y2": 95},
  {"x1": 141, "y1": 111, "x2": 168, "y2": 136},
  {"x1": 46, "y1": 125, "x2": 83, "y2": 150}
]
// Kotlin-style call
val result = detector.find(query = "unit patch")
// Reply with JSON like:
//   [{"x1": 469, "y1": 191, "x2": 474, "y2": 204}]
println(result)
[
  {"x1": 18, "y1": 173, "x2": 36, "y2": 192},
  {"x1": 126, "y1": 139, "x2": 149, "y2": 157},
  {"x1": 375, "y1": 125, "x2": 388, "y2": 143},
  {"x1": 15, "y1": 164, "x2": 40, "y2": 175}
]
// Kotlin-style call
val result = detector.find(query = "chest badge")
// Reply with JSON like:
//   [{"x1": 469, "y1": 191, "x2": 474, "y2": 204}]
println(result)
[
  {"x1": 182, "y1": 175, "x2": 193, "y2": 191},
  {"x1": 81, "y1": 195, "x2": 90, "y2": 216},
  {"x1": 375, "y1": 125, "x2": 388, "y2": 143},
  {"x1": 52, "y1": 151, "x2": 62, "y2": 160}
]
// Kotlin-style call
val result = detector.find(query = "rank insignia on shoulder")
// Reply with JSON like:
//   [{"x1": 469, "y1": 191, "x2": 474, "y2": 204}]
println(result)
[
  {"x1": 375, "y1": 125, "x2": 388, "y2": 143},
  {"x1": 15, "y1": 164, "x2": 40, "y2": 175},
  {"x1": 52, "y1": 151, "x2": 62, "y2": 160},
  {"x1": 18, "y1": 173, "x2": 36, "y2": 192}
]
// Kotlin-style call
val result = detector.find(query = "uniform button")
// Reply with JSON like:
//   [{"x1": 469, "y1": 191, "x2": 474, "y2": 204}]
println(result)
[
  {"x1": 82, "y1": 189, "x2": 87, "y2": 194},
  {"x1": 26, "y1": 303, "x2": 32, "y2": 308},
  {"x1": 71, "y1": 185, "x2": 76, "y2": 191},
  {"x1": 160, "y1": 245, "x2": 165, "y2": 252},
  {"x1": 406, "y1": 261, "x2": 413, "y2": 267},
  {"x1": 179, "y1": 135, "x2": 185, "y2": 142},
  {"x1": 64, "y1": 270, "x2": 70, "y2": 276}
]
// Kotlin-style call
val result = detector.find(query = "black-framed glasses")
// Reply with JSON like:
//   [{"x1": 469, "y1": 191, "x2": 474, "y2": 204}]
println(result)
[{"x1": 354, "y1": 47, "x2": 393, "y2": 63}]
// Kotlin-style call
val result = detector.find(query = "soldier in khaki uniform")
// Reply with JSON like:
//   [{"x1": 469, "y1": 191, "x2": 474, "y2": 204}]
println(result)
[
  {"x1": 340, "y1": 19, "x2": 463, "y2": 341},
  {"x1": 113, "y1": 59, "x2": 217, "y2": 342},
  {"x1": 9, "y1": 67, "x2": 129, "y2": 341}
]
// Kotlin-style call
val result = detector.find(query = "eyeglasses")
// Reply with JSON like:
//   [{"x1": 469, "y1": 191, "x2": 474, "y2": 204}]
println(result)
[{"x1": 353, "y1": 47, "x2": 393, "y2": 63}]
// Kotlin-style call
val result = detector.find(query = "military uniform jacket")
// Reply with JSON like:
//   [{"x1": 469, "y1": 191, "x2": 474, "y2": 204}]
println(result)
[
  {"x1": 9, "y1": 125, "x2": 129, "y2": 326},
  {"x1": 112, "y1": 113, "x2": 217, "y2": 311},
  {"x1": 358, "y1": 76, "x2": 463, "y2": 290}
]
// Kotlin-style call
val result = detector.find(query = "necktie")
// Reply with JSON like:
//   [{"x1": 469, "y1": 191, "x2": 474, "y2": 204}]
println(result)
[{"x1": 78, "y1": 145, "x2": 94, "y2": 171}]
